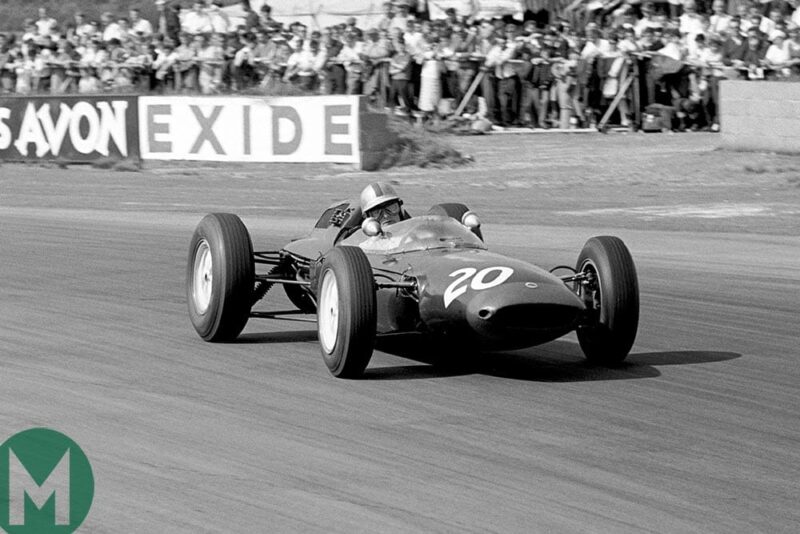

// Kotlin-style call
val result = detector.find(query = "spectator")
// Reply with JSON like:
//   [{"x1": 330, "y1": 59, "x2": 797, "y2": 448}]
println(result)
[
  {"x1": 283, "y1": 38, "x2": 325, "y2": 91},
  {"x1": 338, "y1": 30, "x2": 365, "y2": 95},
  {"x1": 233, "y1": 32, "x2": 256, "y2": 89},
  {"x1": 21, "y1": 19, "x2": 38, "y2": 43},
  {"x1": 36, "y1": 7, "x2": 58, "y2": 37},
  {"x1": 175, "y1": 32, "x2": 198, "y2": 90},
  {"x1": 259, "y1": 4, "x2": 278, "y2": 30},
  {"x1": 153, "y1": 39, "x2": 178, "y2": 90},
  {"x1": 198, "y1": 33, "x2": 224, "y2": 93},
  {"x1": 417, "y1": 37, "x2": 442, "y2": 117},
  {"x1": 181, "y1": 2, "x2": 209, "y2": 35},
  {"x1": 239, "y1": 0, "x2": 261, "y2": 30},
  {"x1": 388, "y1": 38, "x2": 414, "y2": 112},
  {"x1": 391, "y1": 1, "x2": 415, "y2": 33},
  {"x1": 378, "y1": 2, "x2": 395, "y2": 31},
  {"x1": 130, "y1": 9, "x2": 154, "y2": 38},
  {"x1": 207, "y1": 2, "x2": 230, "y2": 35},
  {"x1": 708, "y1": 0, "x2": 731, "y2": 34},
  {"x1": 733, "y1": 27, "x2": 767, "y2": 71},
  {"x1": 101, "y1": 13, "x2": 123, "y2": 42},
  {"x1": 764, "y1": 31, "x2": 790, "y2": 69},
  {"x1": 73, "y1": 13, "x2": 94, "y2": 41},
  {"x1": 15, "y1": 47, "x2": 38, "y2": 94}
]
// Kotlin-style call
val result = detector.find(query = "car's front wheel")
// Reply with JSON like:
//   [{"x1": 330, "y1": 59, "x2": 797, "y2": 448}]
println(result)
[
  {"x1": 187, "y1": 213, "x2": 254, "y2": 341},
  {"x1": 575, "y1": 236, "x2": 639, "y2": 364},
  {"x1": 316, "y1": 246, "x2": 377, "y2": 378}
]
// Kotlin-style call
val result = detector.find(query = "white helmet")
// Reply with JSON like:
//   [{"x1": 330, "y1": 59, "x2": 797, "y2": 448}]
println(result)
[{"x1": 360, "y1": 182, "x2": 400, "y2": 214}]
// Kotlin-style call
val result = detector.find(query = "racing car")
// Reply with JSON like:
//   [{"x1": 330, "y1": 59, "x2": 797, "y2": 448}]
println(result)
[{"x1": 187, "y1": 200, "x2": 639, "y2": 378}]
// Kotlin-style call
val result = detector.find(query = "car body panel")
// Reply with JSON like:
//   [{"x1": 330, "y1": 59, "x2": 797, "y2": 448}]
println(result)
[{"x1": 283, "y1": 204, "x2": 586, "y2": 351}]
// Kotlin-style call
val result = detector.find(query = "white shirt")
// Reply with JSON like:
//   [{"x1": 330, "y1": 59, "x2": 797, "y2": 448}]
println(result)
[
  {"x1": 182, "y1": 11, "x2": 213, "y2": 35},
  {"x1": 75, "y1": 23, "x2": 95, "y2": 39},
  {"x1": 708, "y1": 14, "x2": 730, "y2": 35},
  {"x1": 36, "y1": 17, "x2": 57, "y2": 36},
  {"x1": 206, "y1": 7, "x2": 229, "y2": 34},
  {"x1": 679, "y1": 14, "x2": 706, "y2": 37},
  {"x1": 759, "y1": 18, "x2": 776, "y2": 36},
  {"x1": 102, "y1": 23, "x2": 123, "y2": 42},
  {"x1": 131, "y1": 19, "x2": 153, "y2": 37},
  {"x1": 765, "y1": 42, "x2": 790, "y2": 65},
  {"x1": 658, "y1": 42, "x2": 684, "y2": 61}
]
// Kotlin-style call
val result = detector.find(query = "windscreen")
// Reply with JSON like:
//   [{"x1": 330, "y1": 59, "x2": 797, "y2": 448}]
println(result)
[{"x1": 357, "y1": 216, "x2": 486, "y2": 255}]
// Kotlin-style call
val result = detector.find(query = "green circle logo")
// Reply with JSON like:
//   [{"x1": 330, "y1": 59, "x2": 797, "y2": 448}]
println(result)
[{"x1": 0, "y1": 429, "x2": 93, "y2": 534}]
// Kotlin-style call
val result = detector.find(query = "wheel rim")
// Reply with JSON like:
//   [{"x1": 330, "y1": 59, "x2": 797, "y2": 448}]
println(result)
[
  {"x1": 580, "y1": 259, "x2": 602, "y2": 323},
  {"x1": 192, "y1": 239, "x2": 213, "y2": 315},
  {"x1": 318, "y1": 270, "x2": 339, "y2": 354}
]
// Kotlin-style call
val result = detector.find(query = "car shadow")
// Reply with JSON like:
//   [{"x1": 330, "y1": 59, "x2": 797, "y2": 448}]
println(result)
[
  {"x1": 366, "y1": 336, "x2": 742, "y2": 382},
  {"x1": 235, "y1": 330, "x2": 318, "y2": 344}
]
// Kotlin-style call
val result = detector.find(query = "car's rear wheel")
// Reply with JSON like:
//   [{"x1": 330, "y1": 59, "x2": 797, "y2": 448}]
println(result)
[
  {"x1": 576, "y1": 236, "x2": 639, "y2": 364},
  {"x1": 428, "y1": 203, "x2": 483, "y2": 240},
  {"x1": 316, "y1": 246, "x2": 377, "y2": 378},
  {"x1": 187, "y1": 213, "x2": 254, "y2": 341}
]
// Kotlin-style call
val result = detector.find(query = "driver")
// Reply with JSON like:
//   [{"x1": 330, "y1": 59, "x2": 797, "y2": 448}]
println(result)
[{"x1": 360, "y1": 182, "x2": 405, "y2": 226}]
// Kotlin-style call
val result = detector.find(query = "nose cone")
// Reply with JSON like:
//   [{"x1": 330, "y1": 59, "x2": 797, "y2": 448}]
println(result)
[{"x1": 466, "y1": 281, "x2": 585, "y2": 350}]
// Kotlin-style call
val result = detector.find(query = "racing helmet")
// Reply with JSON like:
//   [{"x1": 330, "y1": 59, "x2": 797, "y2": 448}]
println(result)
[{"x1": 360, "y1": 182, "x2": 400, "y2": 214}]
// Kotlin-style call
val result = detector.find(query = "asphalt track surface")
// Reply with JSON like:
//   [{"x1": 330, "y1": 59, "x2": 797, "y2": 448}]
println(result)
[{"x1": 2, "y1": 133, "x2": 799, "y2": 533}]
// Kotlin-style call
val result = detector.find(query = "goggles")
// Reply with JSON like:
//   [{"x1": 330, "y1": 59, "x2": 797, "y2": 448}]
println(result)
[{"x1": 368, "y1": 202, "x2": 401, "y2": 219}]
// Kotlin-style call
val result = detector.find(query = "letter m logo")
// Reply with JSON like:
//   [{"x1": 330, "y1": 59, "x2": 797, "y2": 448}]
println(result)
[{"x1": 8, "y1": 447, "x2": 70, "y2": 526}]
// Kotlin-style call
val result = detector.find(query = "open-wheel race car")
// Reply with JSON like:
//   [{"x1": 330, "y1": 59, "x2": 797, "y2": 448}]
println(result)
[{"x1": 187, "y1": 196, "x2": 639, "y2": 378}]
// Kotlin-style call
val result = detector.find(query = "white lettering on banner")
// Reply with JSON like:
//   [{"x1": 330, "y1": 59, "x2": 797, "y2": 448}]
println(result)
[
  {"x1": 10, "y1": 100, "x2": 128, "y2": 157},
  {"x1": 15, "y1": 103, "x2": 49, "y2": 157},
  {"x1": 190, "y1": 105, "x2": 225, "y2": 155},
  {"x1": 37, "y1": 103, "x2": 72, "y2": 156},
  {"x1": 70, "y1": 101, "x2": 100, "y2": 155},
  {"x1": 0, "y1": 108, "x2": 12, "y2": 150},
  {"x1": 139, "y1": 96, "x2": 361, "y2": 164},
  {"x1": 96, "y1": 101, "x2": 129, "y2": 157}
]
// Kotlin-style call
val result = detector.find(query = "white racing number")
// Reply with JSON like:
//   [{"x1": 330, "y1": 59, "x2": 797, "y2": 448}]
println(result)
[{"x1": 443, "y1": 267, "x2": 514, "y2": 308}]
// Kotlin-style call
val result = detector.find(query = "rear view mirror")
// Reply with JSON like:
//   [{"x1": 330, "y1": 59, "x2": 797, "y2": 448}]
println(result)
[
  {"x1": 461, "y1": 211, "x2": 481, "y2": 230},
  {"x1": 362, "y1": 217, "x2": 383, "y2": 237}
]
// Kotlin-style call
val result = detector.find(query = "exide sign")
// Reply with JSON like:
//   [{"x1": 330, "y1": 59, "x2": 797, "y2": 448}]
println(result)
[
  {"x1": 0, "y1": 96, "x2": 138, "y2": 162},
  {"x1": 138, "y1": 95, "x2": 361, "y2": 164}
]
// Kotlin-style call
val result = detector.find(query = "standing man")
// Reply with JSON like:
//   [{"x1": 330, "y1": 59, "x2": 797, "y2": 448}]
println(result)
[
  {"x1": 239, "y1": 0, "x2": 260, "y2": 30},
  {"x1": 183, "y1": 2, "x2": 213, "y2": 35},
  {"x1": 378, "y1": 2, "x2": 395, "y2": 31},
  {"x1": 130, "y1": 8, "x2": 154, "y2": 38},
  {"x1": 74, "y1": 12, "x2": 95, "y2": 40},
  {"x1": 391, "y1": 1, "x2": 415, "y2": 33},
  {"x1": 101, "y1": 12, "x2": 123, "y2": 42},
  {"x1": 36, "y1": 7, "x2": 58, "y2": 37},
  {"x1": 156, "y1": 1, "x2": 182, "y2": 43}
]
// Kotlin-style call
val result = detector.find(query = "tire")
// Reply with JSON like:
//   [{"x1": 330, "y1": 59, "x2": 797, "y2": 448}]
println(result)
[
  {"x1": 428, "y1": 203, "x2": 483, "y2": 241},
  {"x1": 187, "y1": 213, "x2": 254, "y2": 341},
  {"x1": 316, "y1": 246, "x2": 377, "y2": 378},
  {"x1": 575, "y1": 236, "x2": 639, "y2": 365}
]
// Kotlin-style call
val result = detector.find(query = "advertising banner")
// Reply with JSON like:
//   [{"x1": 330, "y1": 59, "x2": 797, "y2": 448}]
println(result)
[
  {"x1": 223, "y1": 1, "x2": 385, "y2": 30},
  {"x1": 428, "y1": 0, "x2": 474, "y2": 20},
  {"x1": 139, "y1": 95, "x2": 362, "y2": 165},
  {"x1": 0, "y1": 95, "x2": 139, "y2": 162},
  {"x1": 474, "y1": 0, "x2": 525, "y2": 20}
]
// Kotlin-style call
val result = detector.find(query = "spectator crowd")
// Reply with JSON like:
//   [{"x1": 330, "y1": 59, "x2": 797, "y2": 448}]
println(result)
[{"x1": 1, "y1": 0, "x2": 800, "y2": 131}]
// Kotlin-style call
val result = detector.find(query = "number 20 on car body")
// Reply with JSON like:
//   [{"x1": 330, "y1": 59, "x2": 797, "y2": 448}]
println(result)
[{"x1": 444, "y1": 267, "x2": 515, "y2": 308}]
